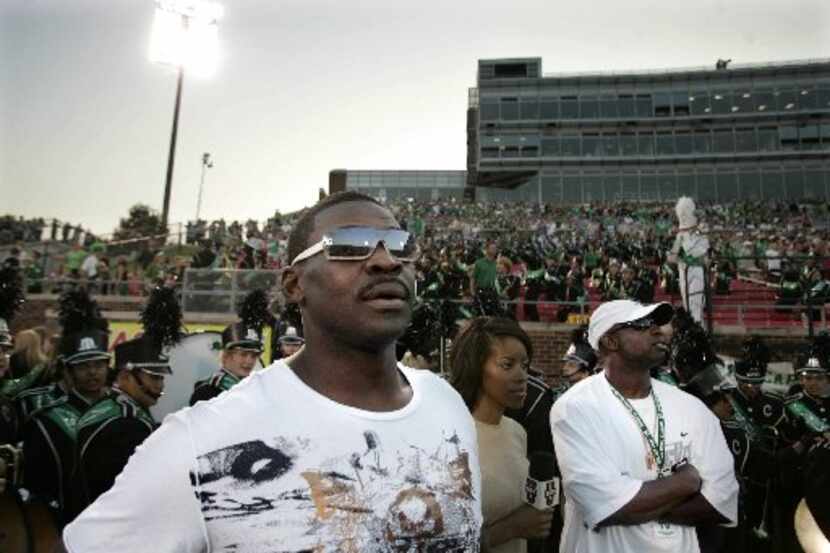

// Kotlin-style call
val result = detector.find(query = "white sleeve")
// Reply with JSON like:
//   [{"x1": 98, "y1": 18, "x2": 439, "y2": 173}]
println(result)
[
  {"x1": 690, "y1": 405, "x2": 739, "y2": 526},
  {"x1": 63, "y1": 413, "x2": 207, "y2": 553},
  {"x1": 551, "y1": 397, "x2": 642, "y2": 528}
]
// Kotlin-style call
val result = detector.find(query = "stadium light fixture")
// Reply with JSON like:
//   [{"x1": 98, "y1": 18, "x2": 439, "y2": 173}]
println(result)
[
  {"x1": 149, "y1": 0, "x2": 223, "y2": 78},
  {"x1": 149, "y1": 0, "x2": 223, "y2": 230}
]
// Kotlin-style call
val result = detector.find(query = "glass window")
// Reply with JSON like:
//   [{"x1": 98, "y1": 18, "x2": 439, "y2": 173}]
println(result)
[
  {"x1": 521, "y1": 146, "x2": 539, "y2": 158},
  {"x1": 735, "y1": 128, "x2": 757, "y2": 152},
  {"x1": 540, "y1": 97, "x2": 558, "y2": 119},
  {"x1": 622, "y1": 173, "x2": 639, "y2": 200},
  {"x1": 693, "y1": 130, "x2": 712, "y2": 154},
  {"x1": 657, "y1": 172, "x2": 676, "y2": 200},
  {"x1": 600, "y1": 95, "x2": 617, "y2": 119},
  {"x1": 501, "y1": 135, "x2": 523, "y2": 147},
  {"x1": 739, "y1": 171, "x2": 761, "y2": 199},
  {"x1": 636, "y1": 94, "x2": 652, "y2": 118},
  {"x1": 542, "y1": 176, "x2": 563, "y2": 201},
  {"x1": 798, "y1": 86, "x2": 818, "y2": 109},
  {"x1": 775, "y1": 88, "x2": 797, "y2": 111},
  {"x1": 561, "y1": 135, "x2": 580, "y2": 156},
  {"x1": 503, "y1": 146, "x2": 520, "y2": 158},
  {"x1": 654, "y1": 92, "x2": 672, "y2": 117},
  {"x1": 762, "y1": 171, "x2": 784, "y2": 199},
  {"x1": 604, "y1": 133, "x2": 619, "y2": 156},
  {"x1": 501, "y1": 98, "x2": 519, "y2": 120},
  {"x1": 580, "y1": 96, "x2": 599, "y2": 119},
  {"x1": 676, "y1": 131, "x2": 692, "y2": 154},
  {"x1": 697, "y1": 173, "x2": 716, "y2": 201},
  {"x1": 542, "y1": 138, "x2": 560, "y2": 156},
  {"x1": 604, "y1": 174, "x2": 621, "y2": 200},
  {"x1": 690, "y1": 91, "x2": 710, "y2": 116},
  {"x1": 819, "y1": 85, "x2": 830, "y2": 109},
  {"x1": 481, "y1": 147, "x2": 499, "y2": 158},
  {"x1": 656, "y1": 132, "x2": 675, "y2": 155},
  {"x1": 678, "y1": 173, "x2": 696, "y2": 197},
  {"x1": 582, "y1": 174, "x2": 604, "y2": 201},
  {"x1": 785, "y1": 169, "x2": 804, "y2": 200},
  {"x1": 758, "y1": 127, "x2": 778, "y2": 152},
  {"x1": 714, "y1": 129, "x2": 734, "y2": 153},
  {"x1": 563, "y1": 175, "x2": 581, "y2": 202},
  {"x1": 711, "y1": 91, "x2": 732, "y2": 115},
  {"x1": 804, "y1": 169, "x2": 825, "y2": 199},
  {"x1": 480, "y1": 101, "x2": 499, "y2": 121},
  {"x1": 638, "y1": 132, "x2": 655, "y2": 155},
  {"x1": 583, "y1": 133, "x2": 603, "y2": 157},
  {"x1": 641, "y1": 173, "x2": 658, "y2": 199},
  {"x1": 620, "y1": 133, "x2": 638, "y2": 156},
  {"x1": 673, "y1": 91, "x2": 690, "y2": 116},
  {"x1": 618, "y1": 94, "x2": 636, "y2": 118},
  {"x1": 780, "y1": 126, "x2": 798, "y2": 151},
  {"x1": 800, "y1": 124, "x2": 821, "y2": 150},
  {"x1": 717, "y1": 172, "x2": 738, "y2": 201},
  {"x1": 561, "y1": 96, "x2": 579, "y2": 119},
  {"x1": 735, "y1": 90, "x2": 754, "y2": 113},
  {"x1": 822, "y1": 124, "x2": 830, "y2": 144},
  {"x1": 754, "y1": 89, "x2": 774, "y2": 113},
  {"x1": 520, "y1": 99, "x2": 539, "y2": 119}
]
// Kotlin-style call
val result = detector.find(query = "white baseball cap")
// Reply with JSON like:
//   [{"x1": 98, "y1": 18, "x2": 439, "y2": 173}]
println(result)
[{"x1": 587, "y1": 300, "x2": 675, "y2": 351}]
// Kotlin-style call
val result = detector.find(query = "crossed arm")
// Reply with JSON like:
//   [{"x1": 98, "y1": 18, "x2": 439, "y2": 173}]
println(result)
[{"x1": 599, "y1": 464, "x2": 727, "y2": 527}]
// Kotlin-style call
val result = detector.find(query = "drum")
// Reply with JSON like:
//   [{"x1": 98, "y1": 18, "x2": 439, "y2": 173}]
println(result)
[
  {"x1": 0, "y1": 488, "x2": 59, "y2": 553},
  {"x1": 150, "y1": 332, "x2": 264, "y2": 420}
]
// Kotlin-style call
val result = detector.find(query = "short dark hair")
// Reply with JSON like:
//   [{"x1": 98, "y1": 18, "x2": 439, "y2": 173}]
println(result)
[
  {"x1": 449, "y1": 317, "x2": 533, "y2": 412},
  {"x1": 287, "y1": 191, "x2": 385, "y2": 264}
]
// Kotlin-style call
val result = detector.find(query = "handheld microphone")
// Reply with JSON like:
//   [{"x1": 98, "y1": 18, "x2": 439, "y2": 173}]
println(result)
[{"x1": 524, "y1": 451, "x2": 559, "y2": 511}]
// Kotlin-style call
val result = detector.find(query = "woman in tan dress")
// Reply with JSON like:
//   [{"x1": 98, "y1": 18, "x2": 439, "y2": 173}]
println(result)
[{"x1": 451, "y1": 317, "x2": 553, "y2": 553}]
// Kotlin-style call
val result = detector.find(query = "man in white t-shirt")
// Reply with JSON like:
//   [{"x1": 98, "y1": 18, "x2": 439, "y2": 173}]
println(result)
[
  {"x1": 551, "y1": 300, "x2": 738, "y2": 553},
  {"x1": 61, "y1": 191, "x2": 483, "y2": 552}
]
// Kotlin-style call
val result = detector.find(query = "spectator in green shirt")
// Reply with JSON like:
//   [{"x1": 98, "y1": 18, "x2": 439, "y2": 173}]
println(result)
[
  {"x1": 64, "y1": 243, "x2": 86, "y2": 273},
  {"x1": 470, "y1": 241, "x2": 498, "y2": 294},
  {"x1": 470, "y1": 241, "x2": 502, "y2": 316}
]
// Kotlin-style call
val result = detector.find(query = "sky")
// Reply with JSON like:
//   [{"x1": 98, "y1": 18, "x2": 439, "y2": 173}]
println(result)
[{"x1": 2, "y1": 0, "x2": 829, "y2": 235}]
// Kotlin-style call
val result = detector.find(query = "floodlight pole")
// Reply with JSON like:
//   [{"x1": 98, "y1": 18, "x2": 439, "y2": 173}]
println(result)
[{"x1": 161, "y1": 65, "x2": 184, "y2": 231}]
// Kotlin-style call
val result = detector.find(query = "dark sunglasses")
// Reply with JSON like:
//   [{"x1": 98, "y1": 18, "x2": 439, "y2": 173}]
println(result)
[
  {"x1": 610, "y1": 315, "x2": 659, "y2": 333},
  {"x1": 291, "y1": 226, "x2": 420, "y2": 266}
]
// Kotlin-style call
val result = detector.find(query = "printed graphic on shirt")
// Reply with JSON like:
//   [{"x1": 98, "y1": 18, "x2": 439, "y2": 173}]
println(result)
[{"x1": 190, "y1": 428, "x2": 480, "y2": 552}]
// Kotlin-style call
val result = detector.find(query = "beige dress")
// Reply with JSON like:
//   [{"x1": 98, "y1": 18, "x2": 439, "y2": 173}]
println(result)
[{"x1": 476, "y1": 417, "x2": 529, "y2": 553}]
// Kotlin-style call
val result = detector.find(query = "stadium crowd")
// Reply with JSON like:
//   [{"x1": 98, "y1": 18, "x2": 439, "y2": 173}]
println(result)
[{"x1": 6, "y1": 200, "x2": 830, "y2": 316}]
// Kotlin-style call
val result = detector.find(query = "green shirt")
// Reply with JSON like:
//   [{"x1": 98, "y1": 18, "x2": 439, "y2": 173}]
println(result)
[
  {"x1": 65, "y1": 249, "x2": 87, "y2": 271},
  {"x1": 472, "y1": 257, "x2": 498, "y2": 290}
]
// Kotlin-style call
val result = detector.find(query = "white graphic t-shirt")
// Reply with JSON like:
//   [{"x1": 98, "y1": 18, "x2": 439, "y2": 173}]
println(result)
[
  {"x1": 551, "y1": 373, "x2": 738, "y2": 553},
  {"x1": 64, "y1": 362, "x2": 483, "y2": 552}
]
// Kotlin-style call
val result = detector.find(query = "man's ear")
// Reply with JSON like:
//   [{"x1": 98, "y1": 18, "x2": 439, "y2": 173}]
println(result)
[
  {"x1": 281, "y1": 267, "x2": 304, "y2": 305},
  {"x1": 600, "y1": 333, "x2": 619, "y2": 352}
]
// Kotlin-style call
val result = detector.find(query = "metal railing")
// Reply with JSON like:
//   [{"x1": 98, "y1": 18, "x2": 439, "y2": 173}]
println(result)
[
  {"x1": 180, "y1": 269, "x2": 279, "y2": 313},
  {"x1": 539, "y1": 58, "x2": 830, "y2": 79}
]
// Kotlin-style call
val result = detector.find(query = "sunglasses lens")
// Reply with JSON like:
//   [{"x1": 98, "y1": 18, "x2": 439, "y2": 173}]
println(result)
[
  {"x1": 383, "y1": 229, "x2": 418, "y2": 259},
  {"x1": 326, "y1": 227, "x2": 417, "y2": 260}
]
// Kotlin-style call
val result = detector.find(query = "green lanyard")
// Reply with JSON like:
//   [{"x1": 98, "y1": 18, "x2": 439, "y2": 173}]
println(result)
[{"x1": 608, "y1": 380, "x2": 667, "y2": 475}]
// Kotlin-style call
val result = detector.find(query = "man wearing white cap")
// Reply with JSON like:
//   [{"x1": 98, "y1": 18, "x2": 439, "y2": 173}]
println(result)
[{"x1": 551, "y1": 300, "x2": 738, "y2": 553}]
